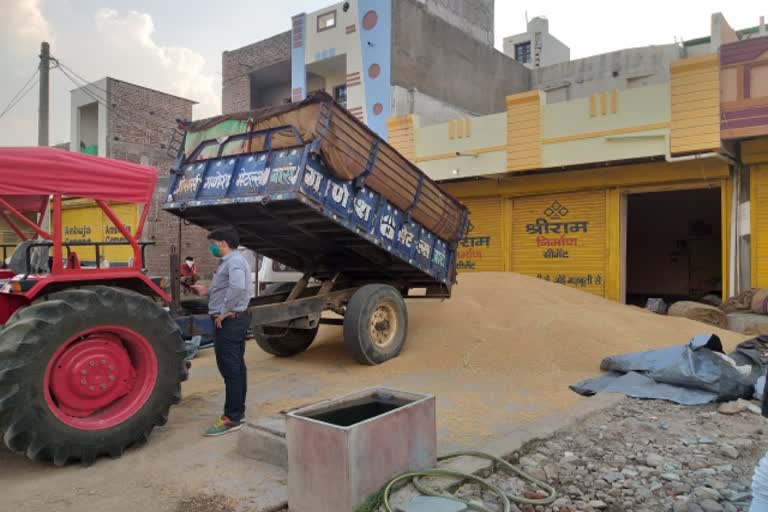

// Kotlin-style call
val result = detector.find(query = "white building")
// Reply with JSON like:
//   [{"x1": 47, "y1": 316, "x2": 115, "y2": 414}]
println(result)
[{"x1": 503, "y1": 17, "x2": 570, "y2": 69}]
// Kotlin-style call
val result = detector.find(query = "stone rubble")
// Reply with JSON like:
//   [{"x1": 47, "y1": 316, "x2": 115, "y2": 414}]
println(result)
[{"x1": 455, "y1": 398, "x2": 766, "y2": 512}]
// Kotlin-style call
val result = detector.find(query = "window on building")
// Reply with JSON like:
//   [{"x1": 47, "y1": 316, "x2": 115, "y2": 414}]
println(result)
[
  {"x1": 333, "y1": 85, "x2": 348, "y2": 107},
  {"x1": 317, "y1": 11, "x2": 337, "y2": 32},
  {"x1": 514, "y1": 41, "x2": 531, "y2": 64}
]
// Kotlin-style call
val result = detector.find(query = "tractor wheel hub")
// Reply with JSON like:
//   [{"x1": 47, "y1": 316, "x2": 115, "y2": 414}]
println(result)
[{"x1": 50, "y1": 335, "x2": 134, "y2": 417}]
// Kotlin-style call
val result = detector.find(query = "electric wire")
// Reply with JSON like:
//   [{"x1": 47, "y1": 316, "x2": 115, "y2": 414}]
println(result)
[{"x1": 0, "y1": 68, "x2": 41, "y2": 120}]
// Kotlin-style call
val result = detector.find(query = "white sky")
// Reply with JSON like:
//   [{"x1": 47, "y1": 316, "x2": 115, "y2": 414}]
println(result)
[{"x1": 0, "y1": 0, "x2": 763, "y2": 147}]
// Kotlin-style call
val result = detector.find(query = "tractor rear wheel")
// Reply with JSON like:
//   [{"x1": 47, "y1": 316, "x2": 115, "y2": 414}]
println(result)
[{"x1": 0, "y1": 286, "x2": 187, "y2": 465}]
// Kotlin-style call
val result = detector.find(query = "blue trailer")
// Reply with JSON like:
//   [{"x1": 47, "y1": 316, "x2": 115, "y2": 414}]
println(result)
[{"x1": 165, "y1": 92, "x2": 469, "y2": 364}]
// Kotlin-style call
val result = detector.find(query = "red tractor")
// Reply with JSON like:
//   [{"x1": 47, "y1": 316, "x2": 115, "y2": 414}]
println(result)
[{"x1": 0, "y1": 148, "x2": 187, "y2": 465}]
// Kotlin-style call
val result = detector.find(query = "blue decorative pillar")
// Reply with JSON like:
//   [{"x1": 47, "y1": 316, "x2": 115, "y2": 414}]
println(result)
[{"x1": 358, "y1": 0, "x2": 392, "y2": 138}]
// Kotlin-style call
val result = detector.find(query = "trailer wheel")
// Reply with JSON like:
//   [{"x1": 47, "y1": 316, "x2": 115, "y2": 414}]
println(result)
[
  {"x1": 253, "y1": 283, "x2": 318, "y2": 357},
  {"x1": 253, "y1": 325, "x2": 320, "y2": 357},
  {"x1": 0, "y1": 286, "x2": 187, "y2": 465},
  {"x1": 343, "y1": 284, "x2": 408, "y2": 365}
]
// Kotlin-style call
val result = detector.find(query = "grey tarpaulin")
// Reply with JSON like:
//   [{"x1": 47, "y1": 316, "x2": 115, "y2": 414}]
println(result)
[
  {"x1": 570, "y1": 334, "x2": 760, "y2": 405},
  {"x1": 571, "y1": 371, "x2": 720, "y2": 405},
  {"x1": 729, "y1": 336, "x2": 768, "y2": 381}
]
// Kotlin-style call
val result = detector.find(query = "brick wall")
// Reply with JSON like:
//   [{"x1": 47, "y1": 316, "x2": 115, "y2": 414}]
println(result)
[
  {"x1": 222, "y1": 31, "x2": 291, "y2": 114},
  {"x1": 106, "y1": 79, "x2": 219, "y2": 279}
]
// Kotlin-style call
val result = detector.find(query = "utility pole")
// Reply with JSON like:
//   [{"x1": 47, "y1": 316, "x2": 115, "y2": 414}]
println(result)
[{"x1": 38, "y1": 41, "x2": 50, "y2": 147}]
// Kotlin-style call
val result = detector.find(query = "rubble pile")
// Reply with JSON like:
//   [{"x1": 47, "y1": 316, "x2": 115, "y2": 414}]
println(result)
[{"x1": 456, "y1": 399, "x2": 765, "y2": 512}]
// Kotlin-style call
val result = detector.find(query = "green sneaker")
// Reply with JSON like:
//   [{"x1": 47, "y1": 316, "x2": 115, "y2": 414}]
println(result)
[{"x1": 204, "y1": 416, "x2": 243, "y2": 436}]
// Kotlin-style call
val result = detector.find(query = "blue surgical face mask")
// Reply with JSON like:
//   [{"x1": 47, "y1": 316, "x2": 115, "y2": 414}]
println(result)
[{"x1": 209, "y1": 243, "x2": 221, "y2": 258}]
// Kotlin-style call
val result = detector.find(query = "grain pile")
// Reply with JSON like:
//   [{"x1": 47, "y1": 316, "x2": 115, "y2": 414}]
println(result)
[
  {"x1": 186, "y1": 273, "x2": 747, "y2": 448},
  {"x1": 405, "y1": 273, "x2": 743, "y2": 376}
]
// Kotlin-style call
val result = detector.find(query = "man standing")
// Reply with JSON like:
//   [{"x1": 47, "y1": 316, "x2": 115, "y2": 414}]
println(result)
[{"x1": 204, "y1": 227, "x2": 252, "y2": 436}]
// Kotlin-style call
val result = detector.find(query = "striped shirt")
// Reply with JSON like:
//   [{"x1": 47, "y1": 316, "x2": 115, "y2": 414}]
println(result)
[{"x1": 208, "y1": 251, "x2": 251, "y2": 315}]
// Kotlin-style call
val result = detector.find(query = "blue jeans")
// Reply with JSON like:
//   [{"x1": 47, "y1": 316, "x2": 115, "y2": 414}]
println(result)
[{"x1": 214, "y1": 315, "x2": 250, "y2": 422}]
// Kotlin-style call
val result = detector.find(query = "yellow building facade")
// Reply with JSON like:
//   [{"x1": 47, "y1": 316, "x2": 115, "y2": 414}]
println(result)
[{"x1": 388, "y1": 37, "x2": 768, "y2": 304}]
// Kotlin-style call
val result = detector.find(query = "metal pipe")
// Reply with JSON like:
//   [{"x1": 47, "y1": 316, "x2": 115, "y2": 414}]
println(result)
[
  {"x1": 133, "y1": 201, "x2": 150, "y2": 245},
  {"x1": 169, "y1": 246, "x2": 181, "y2": 313},
  {"x1": 730, "y1": 167, "x2": 739, "y2": 296},
  {"x1": 0, "y1": 198, "x2": 50, "y2": 239},
  {"x1": 665, "y1": 151, "x2": 720, "y2": 164},
  {"x1": 662, "y1": 133, "x2": 735, "y2": 165},
  {"x1": 0, "y1": 209, "x2": 27, "y2": 241},
  {"x1": 52, "y1": 195, "x2": 63, "y2": 273}
]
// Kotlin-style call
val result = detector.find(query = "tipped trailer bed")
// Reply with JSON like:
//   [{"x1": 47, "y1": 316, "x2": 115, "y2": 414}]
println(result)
[{"x1": 165, "y1": 92, "x2": 469, "y2": 364}]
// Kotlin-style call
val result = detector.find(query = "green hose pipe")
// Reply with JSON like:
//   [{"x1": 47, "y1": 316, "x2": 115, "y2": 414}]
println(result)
[
  {"x1": 419, "y1": 451, "x2": 557, "y2": 506},
  {"x1": 374, "y1": 450, "x2": 557, "y2": 512},
  {"x1": 383, "y1": 468, "x2": 511, "y2": 512}
]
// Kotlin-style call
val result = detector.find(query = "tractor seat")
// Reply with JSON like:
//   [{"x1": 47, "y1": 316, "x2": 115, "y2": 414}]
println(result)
[{"x1": 9, "y1": 241, "x2": 50, "y2": 275}]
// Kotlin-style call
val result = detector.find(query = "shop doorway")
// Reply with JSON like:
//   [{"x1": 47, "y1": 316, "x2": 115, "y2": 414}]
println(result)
[{"x1": 625, "y1": 188, "x2": 722, "y2": 306}]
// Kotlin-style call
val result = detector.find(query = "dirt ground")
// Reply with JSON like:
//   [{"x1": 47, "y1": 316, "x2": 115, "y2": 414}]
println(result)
[
  {"x1": 0, "y1": 274, "x2": 752, "y2": 511},
  {"x1": 0, "y1": 385, "x2": 289, "y2": 512}
]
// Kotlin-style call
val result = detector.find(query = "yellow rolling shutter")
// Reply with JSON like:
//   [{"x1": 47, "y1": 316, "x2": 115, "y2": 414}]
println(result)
[
  {"x1": 511, "y1": 190, "x2": 607, "y2": 296},
  {"x1": 752, "y1": 164, "x2": 768, "y2": 288},
  {"x1": 457, "y1": 196, "x2": 504, "y2": 272}
]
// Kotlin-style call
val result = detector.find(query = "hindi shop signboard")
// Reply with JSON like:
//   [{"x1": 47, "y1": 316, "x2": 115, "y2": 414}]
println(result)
[
  {"x1": 511, "y1": 191, "x2": 607, "y2": 296},
  {"x1": 455, "y1": 197, "x2": 504, "y2": 272},
  {"x1": 457, "y1": 230, "x2": 492, "y2": 271}
]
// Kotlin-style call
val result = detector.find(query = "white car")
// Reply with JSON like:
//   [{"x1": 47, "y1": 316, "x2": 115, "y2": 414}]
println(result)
[
  {"x1": 236, "y1": 247, "x2": 315, "y2": 296},
  {"x1": 255, "y1": 255, "x2": 305, "y2": 295}
]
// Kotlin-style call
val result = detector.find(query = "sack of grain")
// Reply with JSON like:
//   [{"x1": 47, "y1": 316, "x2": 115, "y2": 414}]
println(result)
[
  {"x1": 721, "y1": 289, "x2": 756, "y2": 313},
  {"x1": 668, "y1": 301, "x2": 728, "y2": 328},
  {"x1": 752, "y1": 289, "x2": 768, "y2": 315}
]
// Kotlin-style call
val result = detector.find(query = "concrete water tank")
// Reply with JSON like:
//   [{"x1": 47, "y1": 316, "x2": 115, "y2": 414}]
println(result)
[{"x1": 286, "y1": 387, "x2": 436, "y2": 512}]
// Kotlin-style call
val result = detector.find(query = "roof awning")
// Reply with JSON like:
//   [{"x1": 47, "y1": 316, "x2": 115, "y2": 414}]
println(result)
[{"x1": 0, "y1": 147, "x2": 157, "y2": 206}]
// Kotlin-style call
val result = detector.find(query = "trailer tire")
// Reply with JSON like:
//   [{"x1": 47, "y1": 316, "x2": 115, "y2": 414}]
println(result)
[
  {"x1": 252, "y1": 282, "x2": 319, "y2": 357},
  {"x1": 343, "y1": 284, "x2": 407, "y2": 365},
  {"x1": 253, "y1": 325, "x2": 319, "y2": 357},
  {"x1": 0, "y1": 286, "x2": 187, "y2": 465}
]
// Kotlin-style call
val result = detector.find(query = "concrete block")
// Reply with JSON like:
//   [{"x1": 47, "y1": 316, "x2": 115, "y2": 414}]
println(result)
[
  {"x1": 726, "y1": 312, "x2": 768, "y2": 335},
  {"x1": 237, "y1": 415, "x2": 288, "y2": 469}
]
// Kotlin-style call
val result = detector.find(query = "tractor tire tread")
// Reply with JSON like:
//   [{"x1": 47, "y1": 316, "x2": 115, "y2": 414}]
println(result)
[{"x1": 0, "y1": 286, "x2": 186, "y2": 465}]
